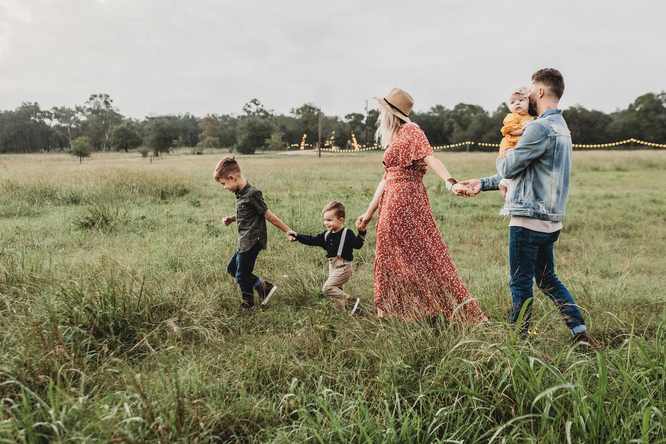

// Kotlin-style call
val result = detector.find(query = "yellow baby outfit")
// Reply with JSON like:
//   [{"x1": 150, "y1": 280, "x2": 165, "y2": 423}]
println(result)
[{"x1": 499, "y1": 112, "x2": 533, "y2": 158}]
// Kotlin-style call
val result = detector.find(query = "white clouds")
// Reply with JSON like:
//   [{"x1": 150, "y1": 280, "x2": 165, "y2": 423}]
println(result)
[
  {"x1": 0, "y1": 0, "x2": 32, "y2": 60},
  {"x1": 0, "y1": 0, "x2": 664, "y2": 117}
]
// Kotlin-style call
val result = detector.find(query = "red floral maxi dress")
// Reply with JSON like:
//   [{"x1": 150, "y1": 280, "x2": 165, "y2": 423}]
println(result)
[{"x1": 374, "y1": 123, "x2": 486, "y2": 324}]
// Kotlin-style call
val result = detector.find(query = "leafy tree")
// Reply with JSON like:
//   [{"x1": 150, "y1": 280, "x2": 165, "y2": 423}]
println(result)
[
  {"x1": 235, "y1": 116, "x2": 275, "y2": 154},
  {"x1": 264, "y1": 132, "x2": 285, "y2": 151},
  {"x1": 563, "y1": 105, "x2": 612, "y2": 144},
  {"x1": 474, "y1": 103, "x2": 511, "y2": 147},
  {"x1": 198, "y1": 116, "x2": 221, "y2": 146},
  {"x1": 274, "y1": 114, "x2": 301, "y2": 146},
  {"x1": 0, "y1": 102, "x2": 55, "y2": 153},
  {"x1": 448, "y1": 103, "x2": 489, "y2": 145},
  {"x1": 199, "y1": 136, "x2": 220, "y2": 149},
  {"x1": 242, "y1": 99, "x2": 273, "y2": 118},
  {"x1": 51, "y1": 106, "x2": 83, "y2": 149},
  {"x1": 70, "y1": 136, "x2": 93, "y2": 163},
  {"x1": 218, "y1": 114, "x2": 238, "y2": 148},
  {"x1": 291, "y1": 104, "x2": 319, "y2": 136},
  {"x1": 109, "y1": 121, "x2": 143, "y2": 152},
  {"x1": 611, "y1": 92, "x2": 666, "y2": 143},
  {"x1": 366, "y1": 109, "x2": 379, "y2": 145},
  {"x1": 176, "y1": 113, "x2": 200, "y2": 147},
  {"x1": 145, "y1": 116, "x2": 179, "y2": 155},
  {"x1": 83, "y1": 94, "x2": 123, "y2": 151},
  {"x1": 322, "y1": 115, "x2": 346, "y2": 148},
  {"x1": 345, "y1": 113, "x2": 364, "y2": 134},
  {"x1": 412, "y1": 105, "x2": 452, "y2": 147}
]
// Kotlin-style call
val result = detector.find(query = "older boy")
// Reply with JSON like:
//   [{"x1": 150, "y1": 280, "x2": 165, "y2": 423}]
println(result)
[{"x1": 214, "y1": 156, "x2": 295, "y2": 311}]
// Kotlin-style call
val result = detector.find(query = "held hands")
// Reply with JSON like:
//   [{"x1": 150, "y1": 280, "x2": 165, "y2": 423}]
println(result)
[
  {"x1": 459, "y1": 179, "x2": 482, "y2": 196},
  {"x1": 222, "y1": 216, "x2": 236, "y2": 226},
  {"x1": 286, "y1": 230, "x2": 298, "y2": 242},
  {"x1": 451, "y1": 183, "x2": 475, "y2": 197},
  {"x1": 356, "y1": 212, "x2": 373, "y2": 232}
]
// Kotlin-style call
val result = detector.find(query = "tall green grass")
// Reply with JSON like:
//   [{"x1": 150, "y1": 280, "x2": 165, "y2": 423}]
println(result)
[{"x1": 0, "y1": 150, "x2": 665, "y2": 442}]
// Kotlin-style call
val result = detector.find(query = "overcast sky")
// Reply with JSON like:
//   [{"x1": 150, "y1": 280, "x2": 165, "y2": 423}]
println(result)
[{"x1": 1, "y1": 0, "x2": 664, "y2": 119}]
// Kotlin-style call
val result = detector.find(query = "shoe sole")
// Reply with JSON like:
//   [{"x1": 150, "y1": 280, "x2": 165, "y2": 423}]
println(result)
[
  {"x1": 261, "y1": 285, "x2": 278, "y2": 306},
  {"x1": 350, "y1": 298, "x2": 360, "y2": 316}
]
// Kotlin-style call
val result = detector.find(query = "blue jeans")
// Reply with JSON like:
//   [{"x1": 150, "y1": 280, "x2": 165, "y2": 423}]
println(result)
[
  {"x1": 227, "y1": 242, "x2": 264, "y2": 308},
  {"x1": 509, "y1": 227, "x2": 586, "y2": 335}
]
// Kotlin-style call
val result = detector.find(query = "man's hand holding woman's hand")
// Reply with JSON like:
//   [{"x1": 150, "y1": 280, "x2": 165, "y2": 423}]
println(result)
[
  {"x1": 451, "y1": 183, "x2": 476, "y2": 197},
  {"x1": 459, "y1": 179, "x2": 482, "y2": 196}
]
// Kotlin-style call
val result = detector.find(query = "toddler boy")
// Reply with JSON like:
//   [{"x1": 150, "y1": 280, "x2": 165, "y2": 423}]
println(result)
[{"x1": 290, "y1": 201, "x2": 365, "y2": 315}]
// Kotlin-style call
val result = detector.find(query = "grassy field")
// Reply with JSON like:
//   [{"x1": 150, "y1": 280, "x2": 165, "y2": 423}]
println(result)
[{"x1": 0, "y1": 149, "x2": 665, "y2": 443}]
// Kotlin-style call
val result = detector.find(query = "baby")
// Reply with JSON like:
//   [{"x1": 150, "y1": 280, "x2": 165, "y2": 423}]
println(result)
[{"x1": 499, "y1": 85, "x2": 533, "y2": 195}]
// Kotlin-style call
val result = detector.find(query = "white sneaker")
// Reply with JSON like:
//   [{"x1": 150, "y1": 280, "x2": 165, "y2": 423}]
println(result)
[
  {"x1": 349, "y1": 298, "x2": 360, "y2": 316},
  {"x1": 259, "y1": 281, "x2": 277, "y2": 306}
]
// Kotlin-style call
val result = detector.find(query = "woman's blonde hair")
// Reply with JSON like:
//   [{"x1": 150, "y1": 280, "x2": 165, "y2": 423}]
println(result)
[{"x1": 374, "y1": 103, "x2": 405, "y2": 148}]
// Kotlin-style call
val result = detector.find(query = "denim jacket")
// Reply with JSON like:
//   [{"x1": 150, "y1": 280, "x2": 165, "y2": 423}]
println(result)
[{"x1": 480, "y1": 109, "x2": 571, "y2": 221}]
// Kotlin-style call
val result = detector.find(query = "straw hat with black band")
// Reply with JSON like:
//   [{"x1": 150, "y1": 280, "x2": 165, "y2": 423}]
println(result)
[{"x1": 373, "y1": 87, "x2": 413, "y2": 123}]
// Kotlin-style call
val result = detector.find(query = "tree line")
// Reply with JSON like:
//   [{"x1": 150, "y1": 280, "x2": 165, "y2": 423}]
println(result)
[{"x1": 1, "y1": 92, "x2": 665, "y2": 156}]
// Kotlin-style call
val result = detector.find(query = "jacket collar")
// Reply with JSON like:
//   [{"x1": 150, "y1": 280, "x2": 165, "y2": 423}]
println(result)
[{"x1": 538, "y1": 109, "x2": 561, "y2": 119}]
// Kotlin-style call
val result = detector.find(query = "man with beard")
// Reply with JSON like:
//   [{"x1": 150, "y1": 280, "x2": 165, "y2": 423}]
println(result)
[{"x1": 462, "y1": 68, "x2": 599, "y2": 348}]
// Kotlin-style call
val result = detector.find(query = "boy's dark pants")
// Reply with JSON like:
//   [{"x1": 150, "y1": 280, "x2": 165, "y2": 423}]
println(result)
[{"x1": 227, "y1": 242, "x2": 263, "y2": 308}]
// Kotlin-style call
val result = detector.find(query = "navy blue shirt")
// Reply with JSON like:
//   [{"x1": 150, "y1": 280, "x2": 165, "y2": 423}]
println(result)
[{"x1": 296, "y1": 228, "x2": 366, "y2": 261}]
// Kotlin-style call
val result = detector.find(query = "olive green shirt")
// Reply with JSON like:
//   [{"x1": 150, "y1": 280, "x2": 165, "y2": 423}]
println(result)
[{"x1": 235, "y1": 183, "x2": 268, "y2": 253}]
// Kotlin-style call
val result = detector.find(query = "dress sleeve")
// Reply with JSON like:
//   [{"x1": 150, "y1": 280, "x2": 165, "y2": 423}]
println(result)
[
  {"x1": 501, "y1": 113, "x2": 523, "y2": 136},
  {"x1": 391, "y1": 124, "x2": 434, "y2": 168},
  {"x1": 407, "y1": 124, "x2": 434, "y2": 160}
]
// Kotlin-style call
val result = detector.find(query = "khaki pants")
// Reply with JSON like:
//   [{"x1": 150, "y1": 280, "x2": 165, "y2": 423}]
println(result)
[{"x1": 323, "y1": 257, "x2": 352, "y2": 312}]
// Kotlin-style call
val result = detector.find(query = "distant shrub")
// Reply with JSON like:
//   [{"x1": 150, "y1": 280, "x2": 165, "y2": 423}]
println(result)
[
  {"x1": 70, "y1": 136, "x2": 93, "y2": 163},
  {"x1": 198, "y1": 136, "x2": 220, "y2": 149},
  {"x1": 137, "y1": 146, "x2": 152, "y2": 157}
]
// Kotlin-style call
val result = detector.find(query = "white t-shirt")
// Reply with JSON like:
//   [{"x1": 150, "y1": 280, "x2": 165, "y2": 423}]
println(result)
[{"x1": 509, "y1": 216, "x2": 562, "y2": 233}]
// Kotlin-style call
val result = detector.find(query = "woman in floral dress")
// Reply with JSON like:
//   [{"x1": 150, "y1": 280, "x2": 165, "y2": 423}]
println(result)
[{"x1": 356, "y1": 88, "x2": 487, "y2": 324}]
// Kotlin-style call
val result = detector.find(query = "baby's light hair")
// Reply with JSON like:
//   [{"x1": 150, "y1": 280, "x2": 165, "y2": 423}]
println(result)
[
  {"x1": 214, "y1": 156, "x2": 242, "y2": 181},
  {"x1": 507, "y1": 85, "x2": 530, "y2": 103}
]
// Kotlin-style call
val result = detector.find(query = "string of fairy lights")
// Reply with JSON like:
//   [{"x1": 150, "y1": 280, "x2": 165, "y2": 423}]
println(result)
[
  {"x1": 288, "y1": 136, "x2": 666, "y2": 152},
  {"x1": 572, "y1": 138, "x2": 666, "y2": 149}
]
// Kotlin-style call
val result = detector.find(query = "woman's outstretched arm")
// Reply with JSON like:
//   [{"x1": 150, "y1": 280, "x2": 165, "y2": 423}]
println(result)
[
  {"x1": 423, "y1": 155, "x2": 474, "y2": 197},
  {"x1": 356, "y1": 179, "x2": 386, "y2": 231}
]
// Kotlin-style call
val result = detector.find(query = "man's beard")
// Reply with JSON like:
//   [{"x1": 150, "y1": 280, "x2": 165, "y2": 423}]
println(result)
[{"x1": 528, "y1": 100, "x2": 538, "y2": 117}]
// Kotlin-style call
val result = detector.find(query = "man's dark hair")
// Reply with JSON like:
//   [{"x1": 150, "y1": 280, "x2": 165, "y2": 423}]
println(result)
[{"x1": 531, "y1": 68, "x2": 565, "y2": 100}]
